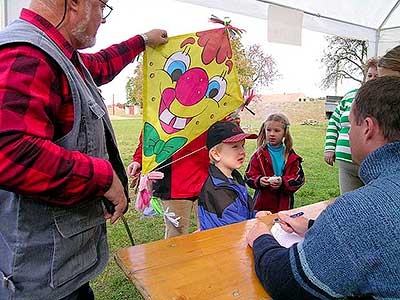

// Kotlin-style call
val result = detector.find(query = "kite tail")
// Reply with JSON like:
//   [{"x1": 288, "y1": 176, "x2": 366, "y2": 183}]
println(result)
[
  {"x1": 135, "y1": 173, "x2": 182, "y2": 228},
  {"x1": 226, "y1": 89, "x2": 257, "y2": 120},
  {"x1": 209, "y1": 14, "x2": 245, "y2": 37},
  {"x1": 242, "y1": 89, "x2": 256, "y2": 115},
  {"x1": 135, "y1": 171, "x2": 164, "y2": 211},
  {"x1": 142, "y1": 196, "x2": 181, "y2": 228}
]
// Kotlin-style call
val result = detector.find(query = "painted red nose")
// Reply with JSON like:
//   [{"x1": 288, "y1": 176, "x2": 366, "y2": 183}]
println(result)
[{"x1": 175, "y1": 68, "x2": 208, "y2": 105}]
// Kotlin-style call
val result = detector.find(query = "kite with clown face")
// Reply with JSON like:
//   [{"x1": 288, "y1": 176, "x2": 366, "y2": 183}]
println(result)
[{"x1": 142, "y1": 28, "x2": 243, "y2": 174}]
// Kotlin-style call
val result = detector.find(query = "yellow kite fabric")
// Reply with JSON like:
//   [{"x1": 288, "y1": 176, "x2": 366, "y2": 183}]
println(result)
[{"x1": 142, "y1": 28, "x2": 243, "y2": 174}]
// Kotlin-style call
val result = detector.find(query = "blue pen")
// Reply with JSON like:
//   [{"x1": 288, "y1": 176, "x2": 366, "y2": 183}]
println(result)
[{"x1": 274, "y1": 211, "x2": 304, "y2": 223}]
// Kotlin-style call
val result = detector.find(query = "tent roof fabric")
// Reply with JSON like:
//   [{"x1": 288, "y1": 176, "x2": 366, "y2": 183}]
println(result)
[{"x1": 175, "y1": 0, "x2": 400, "y2": 55}]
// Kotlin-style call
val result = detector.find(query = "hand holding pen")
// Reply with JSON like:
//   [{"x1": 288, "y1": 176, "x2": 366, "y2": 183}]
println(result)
[{"x1": 275, "y1": 211, "x2": 309, "y2": 237}]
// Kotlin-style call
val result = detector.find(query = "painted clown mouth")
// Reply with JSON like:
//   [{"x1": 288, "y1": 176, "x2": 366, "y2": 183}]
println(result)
[
  {"x1": 159, "y1": 88, "x2": 192, "y2": 134},
  {"x1": 159, "y1": 107, "x2": 191, "y2": 134}
]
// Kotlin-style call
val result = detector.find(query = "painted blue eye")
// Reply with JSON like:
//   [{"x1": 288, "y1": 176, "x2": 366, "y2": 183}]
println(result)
[
  {"x1": 164, "y1": 52, "x2": 191, "y2": 82},
  {"x1": 206, "y1": 76, "x2": 227, "y2": 101},
  {"x1": 206, "y1": 81, "x2": 220, "y2": 98},
  {"x1": 167, "y1": 61, "x2": 186, "y2": 82}
]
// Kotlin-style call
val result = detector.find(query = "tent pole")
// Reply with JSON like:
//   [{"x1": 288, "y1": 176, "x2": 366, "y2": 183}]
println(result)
[
  {"x1": 2, "y1": 0, "x2": 8, "y2": 27},
  {"x1": 380, "y1": 25, "x2": 400, "y2": 31},
  {"x1": 374, "y1": 30, "x2": 380, "y2": 57},
  {"x1": 256, "y1": 0, "x2": 375, "y2": 31},
  {"x1": 378, "y1": 0, "x2": 400, "y2": 30}
]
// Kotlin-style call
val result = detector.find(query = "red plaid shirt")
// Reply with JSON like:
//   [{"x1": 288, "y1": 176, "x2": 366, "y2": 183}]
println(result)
[{"x1": 0, "y1": 9, "x2": 145, "y2": 205}]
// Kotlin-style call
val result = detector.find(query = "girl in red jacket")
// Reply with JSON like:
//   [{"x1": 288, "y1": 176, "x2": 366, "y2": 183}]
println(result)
[{"x1": 245, "y1": 113, "x2": 305, "y2": 213}]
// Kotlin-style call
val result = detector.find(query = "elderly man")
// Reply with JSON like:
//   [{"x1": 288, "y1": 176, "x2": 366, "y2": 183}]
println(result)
[
  {"x1": 0, "y1": 0, "x2": 167, "y2": 299},
  {"x1": 247, "y1": 76, "x2": 400, "y2": 300}
]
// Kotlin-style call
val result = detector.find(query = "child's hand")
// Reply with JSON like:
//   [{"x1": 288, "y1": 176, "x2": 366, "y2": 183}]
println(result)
[
  {"x1": 269, "y1": 176, "x2": 282, "y2": 189},
  {"x1": 260, "y1": 176, "x2": 270, "y2": 187},
  {"x1": 255, "y1": 211, "x2": 272, "y2": 218}
]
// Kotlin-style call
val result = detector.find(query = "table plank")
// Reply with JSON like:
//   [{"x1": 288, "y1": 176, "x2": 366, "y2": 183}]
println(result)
[{"x1": 115, "y1": 200, "x2": 332, "y2": 300}]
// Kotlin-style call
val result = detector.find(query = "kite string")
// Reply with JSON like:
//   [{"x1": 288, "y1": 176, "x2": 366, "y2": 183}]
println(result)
[{"x1": 153, "y1": 146, "x2": 207, "y2": 172}]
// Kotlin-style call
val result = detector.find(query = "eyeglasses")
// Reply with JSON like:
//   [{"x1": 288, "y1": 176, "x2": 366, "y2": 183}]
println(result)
[{"x1": 99, "y1": 0, "x2": 113, "y2": 20}]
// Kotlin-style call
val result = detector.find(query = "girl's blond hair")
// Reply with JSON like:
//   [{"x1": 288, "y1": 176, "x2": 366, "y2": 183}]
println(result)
[{"x1": 257, "y1": 113, "x2": 293, "y2": 160}]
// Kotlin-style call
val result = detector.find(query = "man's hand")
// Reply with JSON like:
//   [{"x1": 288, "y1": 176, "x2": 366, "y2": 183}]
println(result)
[
  {"x1": 324, "y1": 151, "x2": 335, "y2": 166},
  {"x1": 145, "y1": 29, "x2": 168, "y2": 46},
  {"x1": 127, "y1": 161, "x2": 141, "y2": 177},
  {"x1": 277, "y1": 211, "x2": 309, "y2": 237},
  {"x1": 103, "y1": 170, "x2": 127, "y2": 224},
  {"x1": 247, "y1": 221, "x2": 271, "y2": 248}
]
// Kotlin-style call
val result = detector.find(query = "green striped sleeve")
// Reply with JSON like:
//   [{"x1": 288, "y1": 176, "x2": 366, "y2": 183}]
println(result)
[{"x1": 324, "y1": 89, "x2": 358, "y2": 163}]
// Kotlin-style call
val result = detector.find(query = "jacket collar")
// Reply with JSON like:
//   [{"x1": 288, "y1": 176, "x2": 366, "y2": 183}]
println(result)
[
  {"x1": 20, "y1": 8, "x2": 76, "y2": 60},
  {"x1": 360, "y1": 141, "x2": 400, "y2": 184},
  {"x1": 258, "y1": 147, "x2": 302, "y2": 164},
  {"x1": 209, "y1": 164, "x2": 244, "y2": 186}
]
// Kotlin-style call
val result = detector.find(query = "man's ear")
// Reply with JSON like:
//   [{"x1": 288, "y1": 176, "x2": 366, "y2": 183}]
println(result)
[
  {"x1": 364, "y1": 116, "x2": 379, "y2": 141},
  {"x1": 68, "y1": 0, "x2": 80, "y2": 12}
]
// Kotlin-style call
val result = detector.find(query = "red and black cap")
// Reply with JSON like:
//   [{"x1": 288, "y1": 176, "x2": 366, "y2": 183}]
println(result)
[{"x1": 206, "y1": 121, "x2": 258, "y2": 150}]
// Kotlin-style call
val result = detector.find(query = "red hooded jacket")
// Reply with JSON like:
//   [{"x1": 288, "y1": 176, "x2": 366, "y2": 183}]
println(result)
[{"x1": 245, "y1": 147, "x2": 305, "y2": 212}]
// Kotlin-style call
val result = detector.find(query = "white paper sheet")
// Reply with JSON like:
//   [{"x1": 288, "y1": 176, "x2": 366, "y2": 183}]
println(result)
[
  {"x1": 267, "y1": 5, "x2": 304, "y2": 46},
  {"x1": 270, "y1": 223, "x2": 304, "y2": 248}
]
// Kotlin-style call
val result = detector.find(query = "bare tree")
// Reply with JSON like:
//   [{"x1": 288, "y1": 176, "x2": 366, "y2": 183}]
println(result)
[
  {"x1": 321, "y1": 36, "x2": 368, "y2": 90},
  {"x1": 247, "y1": 44, "x2": 280, "y2": 91},
  {"x1": 231, "y1": 37, "x2": 280, "y2": 95}
]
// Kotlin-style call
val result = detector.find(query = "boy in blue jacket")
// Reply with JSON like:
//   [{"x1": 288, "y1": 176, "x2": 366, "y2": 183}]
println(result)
[{"x1": 198, "y1": 121, "x2": 271, "y2": 230}]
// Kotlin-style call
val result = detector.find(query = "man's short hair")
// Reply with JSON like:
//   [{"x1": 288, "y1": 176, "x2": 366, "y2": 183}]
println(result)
[{"x1": 354, "y1": 76, "x2": 400, "y2": 142}]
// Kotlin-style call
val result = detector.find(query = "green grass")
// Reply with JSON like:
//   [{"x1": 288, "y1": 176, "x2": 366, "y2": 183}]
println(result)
[{"x1": 92, "y1": 118, "x2": 340, "y2": 299}]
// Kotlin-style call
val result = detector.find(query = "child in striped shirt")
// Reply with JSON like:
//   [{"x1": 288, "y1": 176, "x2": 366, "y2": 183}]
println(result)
[{"x1": 324, "y1": 58, "x2": 378, "y2": 194}]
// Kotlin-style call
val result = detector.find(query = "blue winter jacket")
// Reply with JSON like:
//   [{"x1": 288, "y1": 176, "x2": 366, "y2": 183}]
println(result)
[{"x1": 198, "y1": 164, "x2": 255, "y2": 230}]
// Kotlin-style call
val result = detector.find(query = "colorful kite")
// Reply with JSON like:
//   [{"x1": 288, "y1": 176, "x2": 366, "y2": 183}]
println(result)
[{"x1": 142, "y1": 26, "x2": 244, "y2": 174}]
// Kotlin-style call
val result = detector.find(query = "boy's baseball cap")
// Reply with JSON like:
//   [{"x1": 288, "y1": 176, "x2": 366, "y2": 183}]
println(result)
[{"x1": 206, "y1": 121, "x2": 258, "y2": 150}]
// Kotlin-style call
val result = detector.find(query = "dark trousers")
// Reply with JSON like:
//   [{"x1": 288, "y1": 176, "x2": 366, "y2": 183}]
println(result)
[{"x1": 60, "y1": 283, "x2": 94, "y2": 300}]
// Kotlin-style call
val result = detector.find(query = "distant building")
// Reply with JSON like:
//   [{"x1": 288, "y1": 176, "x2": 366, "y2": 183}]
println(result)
[
  {"x1": 125, "y1": 105, "x2": 142, "y2": 115},
  {"x1": 106, "y1": 104, "x2": 142, "y2": 116}
]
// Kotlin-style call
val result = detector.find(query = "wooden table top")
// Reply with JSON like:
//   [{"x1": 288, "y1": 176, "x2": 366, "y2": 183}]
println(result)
[{"x1": 115, "y1": 200, "x2": 332, "y2": 300}]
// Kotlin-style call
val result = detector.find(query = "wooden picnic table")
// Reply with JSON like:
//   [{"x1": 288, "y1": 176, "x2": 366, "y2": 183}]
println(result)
[{"x1": 115, "y1": 200, "x2": 333, "y2": 300}]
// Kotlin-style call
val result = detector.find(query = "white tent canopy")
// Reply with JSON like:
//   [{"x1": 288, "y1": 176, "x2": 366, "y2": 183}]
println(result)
[
  {"x1": 176, "y1": 0, "x2": 400, "y2": 56},
  {"x1": 4, "y1": 0, "x2": 400, "y2": 56}
]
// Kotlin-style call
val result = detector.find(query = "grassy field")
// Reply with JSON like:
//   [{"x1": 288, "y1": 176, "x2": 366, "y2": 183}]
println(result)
[{"x1": 92, "y1": 117, "x2": 340, "y2": 300}]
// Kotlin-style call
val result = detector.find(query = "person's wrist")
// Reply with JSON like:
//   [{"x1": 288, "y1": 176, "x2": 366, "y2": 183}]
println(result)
[{"x1": 140, "y1": 33, "x2": 149, "y2": 46}]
